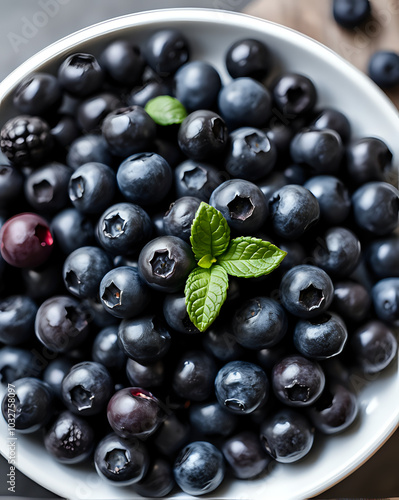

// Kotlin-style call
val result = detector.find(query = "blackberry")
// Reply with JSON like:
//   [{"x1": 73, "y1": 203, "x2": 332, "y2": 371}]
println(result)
[{"x1": 0, "y1": 115, "x2": 53, "y2": 167}]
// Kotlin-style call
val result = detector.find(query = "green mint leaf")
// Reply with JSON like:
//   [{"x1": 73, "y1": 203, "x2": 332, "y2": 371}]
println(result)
[
  {"x1": 145, "y1": 96, "x2": 187, "y2": 126},
  {"x1": 198, "y1": 254, "x2": 217, "y2": 269},
  {"x1": 190, "y1": 202, "x2": 230, "y2": 261},
  {"x1": 185, "y1": 265, "x2": 229, "y2": 332},
  {"x1": 218, "y1": 237, "x2": 287, "y2": 278}
]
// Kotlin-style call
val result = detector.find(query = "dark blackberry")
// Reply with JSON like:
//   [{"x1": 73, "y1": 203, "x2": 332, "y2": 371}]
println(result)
[{"x1": 0, "y1": 115, "x2": 53, "y2": 167}]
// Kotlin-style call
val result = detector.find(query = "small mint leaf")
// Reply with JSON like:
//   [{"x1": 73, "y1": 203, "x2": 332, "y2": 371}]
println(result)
[
  {"x1": 198, "y1": 254, "x2": 217, "y2": 269},
  {"x1": 185, "y1": 265, "x2": 229, "y2": 332},
  {"x1": 218, "y1": 237, "x2": 287, "y2": 278},
  {"x1": 190, "y1": 202, "x2": 230, "y2": 261},
  {"x1": 144, "y1": 96, "x2": 187, "y2": 126}
]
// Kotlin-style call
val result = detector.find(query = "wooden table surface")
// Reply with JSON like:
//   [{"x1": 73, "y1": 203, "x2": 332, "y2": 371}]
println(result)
[
  {"x1": 243, "y1": 1, "x2": 399, "y2": 498},
  {"x1": 244, "y1": 0, "x2": 399, "y2": 108}
]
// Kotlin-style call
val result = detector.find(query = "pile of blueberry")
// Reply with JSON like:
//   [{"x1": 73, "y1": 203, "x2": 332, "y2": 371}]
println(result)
[{"x1": 0, "y1": 25, "x2": 398, "y2": 498}]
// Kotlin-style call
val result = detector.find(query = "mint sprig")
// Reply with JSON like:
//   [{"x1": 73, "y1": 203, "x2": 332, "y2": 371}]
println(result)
[
  {"x1": 144, "y1": 96, "x2": 187, "y2": 126},
  {"x1": 185, "y1": 202, "x2": 287, "y2": 331}
]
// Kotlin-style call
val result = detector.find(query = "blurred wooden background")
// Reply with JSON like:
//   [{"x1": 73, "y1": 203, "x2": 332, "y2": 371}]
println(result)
[{"x1": 244, "y1": 0, "x2": 399, "y2": 108}]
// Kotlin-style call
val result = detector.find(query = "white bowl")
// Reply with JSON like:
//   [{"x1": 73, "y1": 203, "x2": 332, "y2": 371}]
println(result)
[{"x1": 0, "y1": 8, "x2": 398, "y2": 500}]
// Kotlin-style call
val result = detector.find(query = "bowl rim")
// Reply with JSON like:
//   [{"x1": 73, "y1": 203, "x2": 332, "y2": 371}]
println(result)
[
  {"x1": 0, "y1": 7, "x2": 398, "y2": 500},
  {"x1": 0, "y1": 6, "x2": 399, "y2": 122}
]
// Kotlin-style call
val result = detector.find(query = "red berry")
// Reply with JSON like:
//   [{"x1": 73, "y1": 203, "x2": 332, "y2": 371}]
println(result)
[{"x1": 0, "y1": 213, "x2": 53, "y2": 268}]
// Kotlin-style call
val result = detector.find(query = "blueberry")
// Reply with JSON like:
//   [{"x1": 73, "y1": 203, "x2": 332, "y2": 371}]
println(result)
[
  {"x1": 0, "y1": 346, "x2": 42, "y2": 384},
  {"x1": 312, "y1": 227, "x2": 361, "y2": 277},
  {"x1": 333, "y1": 0, "x2": 371, "y2": 29},
  {"x1": 226, "y1": 38, "x2": 272, "y2": 80},
  {"x1": 222, "y1": 431, "x2": 271, "y2": 479},
  {"x1": 144, "y1": 29, "x2": 190, "y2": 77},
  {"x1": 218, "y1": 77, "x2": 272, "y2": 129},
  {"x1": 100, "y1": 39, "x2": 145, "y2": 86},
  {"x1": 68, "y1": 162, "x2": 116, "y2": 215},
  {"x1": 215, "y1": 360, "x2": 269, "y2": 414},
  {"x1": 269, "y1": 185, "x2": 320, "y2": 239},
  {"x1": 107, "y1": 387, "x2": 165, "y2": 439},
  {"x1": 283, "y1": 164, "x2": 308, "y2": 185},
  {"x1": 256, "y1": 344, "x2": 289, "y2": 373},
  {"x1": 209, "y1": 179, "x2": 268, "y2": 234},
  {"x1": 133, "y1": 458, "x2": 175, "y2": 498},
  {"x1": 232, "y1": 297, "x2": 288, "y2": 350},
  {"x1": 94, "y1": 432, "x2": 149, "y2": 486},
  {"x1": 173, "y1": 350, "x2": 217, "y2": 401},
  {"x1": 174, "y1": 160, "x2": 223, "y2": 202},
  {"x1": 332, "y1": 281, "x2": 371, "y2": 322},
  {"x1": 304, "y1": 175, "x2": 351, "y2": 225},
  {"x1": 22, "y1": 259, "x2": 64, "y2": 301},
  {"x1": 50, "y1": 116, "x2": 80, "y2": 147},
  {"x1": 294, "y1": 312, "x2": 348, "y2": 360},
  {"x1": 272, "y1": 73, "x2": 317, "y2": 117},
  {"x1": 260, "y1": 408, "x2": 314, "y2": 463},
  {"x1": 174, "y1": 441, "x2": 225, "y2": 496},
  {"x1": 1, "y1": 377, "x2": 53, "y2": 433},
  {"x1": 77, "y1": 93, "x2": 123, "y2": 132},
  {"x1": 290, "y1": 128, "x2": 344, "y2": 175},
  {"x1": 96, "y1": 202, "x2": 153, "y2": 256},
  {"x1": 367, "y1": 237, "x2": 399, "y2": 278},
  {"x1": 25, "y1": 161, "x2": 73, "y2": 212},
  {"x1": 266, "y1": 118, "x2": 301, "y2": 156},
  {"x1": 0, "y1": 164, "x2": 24, "y2": 208},
  {"x1": 61, "y1": 361, "x2": 113, "y2": 416},
  {"x1": 174, "y1": 61, "x2": 222, "y2": 112},
  {"x1": 162, "y1": 292, "x2": 199, "y2": 334},
  {"x1": 272, "y1": 354, "x2": 325, "y2": 407},
  {"x1": 163, "y1": 196, "x2": 201, "y2": 242},
  {"x1": 127, "y1": 80, "x2": 171, "y2": 108},
  {"x1": 63, "y1": 245, "x2": 112, "y2": 299},
  {"x1": 178, "y1": 110, "x2": 228, "y2": 161},
  {"x1": 35, "y1": 295, "x2": 90, "y2": 353},
  {"x1": 51, "y1": 208, "x2": 94, "y2": 254},
  {"x1": 351, "y1": 320, "x2": 397, "y2": 373},
  {"x1": 368, "y1": 50, "x2": 399, "y2": 89},
  {"x1": 307, "y1": 383, "x2": 358, "y2": 434},
  {"x1": 83, "y1": 295, "x2": 117, "y2": 328},
  {"x1": 280, "y1": 265, "x2": 334, "y2": 318},
  {"x1": 153, "y1": 414, "x2": 190, "y2": 455},
  {"x1": 13, "y1": 72, "x2": 62, "y2": 116},
  {"x1": 257, "y1": 171, "x2": 287, "y2": 203},
  {"x1": 372, "y1": 278, "x2": 399, "y2": 326},
  {"x1": 138, "y1": 235, "x2": 196, "y2": 293},
  {"x1": 346, "y1": 137, "x2": 393, "y2": 186},
  {"x1": 117, "y1": 153, "x2": 172, "y2": 206},
  {"x1": 277, "y1": 240, "x2": 307, "y2": 273},
  {"x1": 189, "y1": 401, "x2": 238, "y2": 437},
  {"x1": 0, "y1": 295, "x2": 37, "y2": 345},
  {"x1": 43, "y1": 357, "x2": 73, "y2": 398},
  {"x1": 100, "y1": 266, "x2": 151, "y2": 319},
  {"x1": 44, "y1": 410, "x2": 94, "y2": 464},
  {"x1": 153, "y1": 138, "x2": 183, "y2": 168},
  {"x1": 58, "y1": 53, "x2": 104, "y2": 97},
  {"x1": 126, "y1": 358, "x2": 164, "y2": 388},
  {"x1": 352, "y1": 181, "x2": 399, "y2": 235},
  {"x1": 224, "y1": 127, "x2": 277, "y2": 181},
  {"x1": 102, "y1": 106, "x2": 156, "y2": 158},
  {"x1": 92, "y1": 326, "x2": 126, "y2": 371},
  {"x1": 310, "y1": 108, "x2": 351, "y2": 143},
  {"x1": 66, "y1": 134, "x2": 112, "y2": 170},
  {"x1": 0, "y1": 213, "x2": 54, "y2": 268},
  {"x1": 202, "y1": 323, "x2": 244, "y2": 361},
  {"x1": 118, "y1": 314, "x2": 171, "y2": 365}
]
